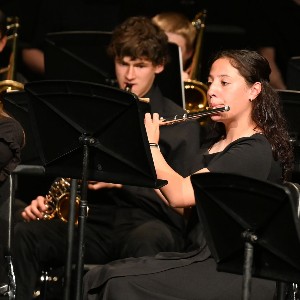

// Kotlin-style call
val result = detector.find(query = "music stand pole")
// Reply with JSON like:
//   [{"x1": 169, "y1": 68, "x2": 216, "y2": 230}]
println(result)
[
  {"x1": 75, "y1": 136, "x2": 92, "y2": 300},
  {"x1": 241, "y1": 231, "x2": 257, "y2": 300},
  {"x1": 191, "y1": 173, "x2": 300, "y2": 300},
  {"x1": 63, "y1": 179, "x2": 78, "y2": 300}
]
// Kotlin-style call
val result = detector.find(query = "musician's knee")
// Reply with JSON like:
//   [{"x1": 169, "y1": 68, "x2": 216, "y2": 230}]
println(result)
[{"x1": 119, "y1": 220, "x2": 183, "y2": 257}]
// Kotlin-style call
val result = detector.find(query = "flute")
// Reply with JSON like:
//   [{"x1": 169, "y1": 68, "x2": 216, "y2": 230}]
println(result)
[{"x1": 160, "y1": 106, "x2": 230, "y2": 126}]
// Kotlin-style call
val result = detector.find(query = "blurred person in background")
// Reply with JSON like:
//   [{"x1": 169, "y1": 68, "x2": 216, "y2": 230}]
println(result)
[
  {"x1": 152, "y1": 11, "x2": 197, "y2": 80},
  {"x1": 247, "y1": 0, "x2": 300, "y2": 89}
]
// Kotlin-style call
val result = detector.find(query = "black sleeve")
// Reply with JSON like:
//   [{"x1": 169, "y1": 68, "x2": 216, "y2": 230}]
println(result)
[
  {"x1": 0, "y1": 142, "x2": 13, "y2": 169},
  {"x1": 0, "y1": 117, "x2": 24, "y2": 181},
  {"x1": 207, "y1": 136, "x2": 273, "y2": 180}
]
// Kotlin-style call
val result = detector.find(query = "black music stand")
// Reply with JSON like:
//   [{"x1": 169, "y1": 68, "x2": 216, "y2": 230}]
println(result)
[
  {"x1": 44, "y1": 31, "x2": 115, "y2": 87},
  {"x1": 191, "y1": 172, "x2": 300, "y2": 300},
  {"x1": 277, "y1": 89, "x2": 300, "y2": 176},
  {"x1": 23, "y1": 79, "x2": 167, "y2": 300},
  {"x1": 287, "y1": 56, "x2": 300, "y2": 91},
  {"x1": 155, "y1": 42, "x2": 185, "y2": 108},
  {"x1": 44, "y1": 31, "x2": 185, "y2": 108},
  {"x1": 277, "y1": 89, "x2": 300, "y2": 138}
]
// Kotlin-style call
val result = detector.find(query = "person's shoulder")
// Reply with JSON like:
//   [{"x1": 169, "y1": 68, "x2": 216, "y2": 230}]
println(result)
[
  {"x1": 251, "y1": 133, "x2": 269, "y2": 143},
  {"x1": 0, "y1": 115, "x2": 23, "y2": 130},
  {"x1": 253, "y1": 133, "x2": 273, "y2": 150},
  {"x1": 234, "y1": 133, "x2": 271, "y2": 151},
  {"x1": 0, "y1": 116, "x2": 24, "y2": 145}
]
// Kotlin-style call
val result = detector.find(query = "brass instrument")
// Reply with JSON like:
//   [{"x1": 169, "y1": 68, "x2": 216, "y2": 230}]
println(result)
[
  {"x1": 125, "y1": 83, "x2": 150, "y2": 103},
  {"x1": 184, "y1": 10, "x2": 208, "y2": 113},
  {"x1": 0, "y1": 16, "x2": 24, "y2": 96},
  {"x1": 43, "y1": 177, "x2": 81, "y2": 224},
  {"x1": 125, "y1": 84, "x2": 132, "y2": 92},
  {"x1": 160, "y1": 106, "x2": 230, "y2": 126}
]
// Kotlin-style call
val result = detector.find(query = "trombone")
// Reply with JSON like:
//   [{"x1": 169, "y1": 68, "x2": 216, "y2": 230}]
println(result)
[
  {"x1": 184, "y1": 10, "x2": 208, "y2": 113},
  {"x1": 0, "y1": 16, "x2": 24, "y2": 96}
]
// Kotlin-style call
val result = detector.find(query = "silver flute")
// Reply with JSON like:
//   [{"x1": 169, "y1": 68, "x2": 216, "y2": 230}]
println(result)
[{"x1": 160, "y1": 106, "x2": 230, "y2": 126}]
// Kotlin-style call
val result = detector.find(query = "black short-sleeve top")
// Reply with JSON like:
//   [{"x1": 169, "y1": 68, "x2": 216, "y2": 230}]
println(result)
[
  {"x1": 200, "y1": 133, "x2": 282, "y2": 184},
  {"x1": 0, "y1": 116, "x2": 25, "y2": 182}
]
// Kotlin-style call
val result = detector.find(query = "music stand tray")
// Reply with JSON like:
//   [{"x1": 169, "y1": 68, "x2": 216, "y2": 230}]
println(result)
[{"x1": 191, "y1": 173, "x2": 300, "y2": 289}]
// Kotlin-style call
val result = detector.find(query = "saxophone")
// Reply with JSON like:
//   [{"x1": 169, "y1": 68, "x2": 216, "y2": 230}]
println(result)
[{"x1": 43, "y1": 177, "x2": 81, "y2": 224}]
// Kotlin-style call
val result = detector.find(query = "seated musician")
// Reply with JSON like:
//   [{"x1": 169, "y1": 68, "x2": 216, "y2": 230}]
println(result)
[
  {"x1": 13, "y1": 16, "x2": 202, "y2": 299},
  {"x1": 83, "y1": 49, "x2": 294, "y2": 300},
  {"x1": 0, "y1": 107, "x2": 25, "y2": 295}
]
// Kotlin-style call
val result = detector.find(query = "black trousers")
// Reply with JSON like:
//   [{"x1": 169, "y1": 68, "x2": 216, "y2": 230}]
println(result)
[{"x1": 13, "y1": 199, "x2": 185, "y2": 300}]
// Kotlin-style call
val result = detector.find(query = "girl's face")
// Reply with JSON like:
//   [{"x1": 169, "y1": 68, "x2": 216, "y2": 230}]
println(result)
[{"x1": 206, "y1": 57, "x2": 260, "y2": 125}]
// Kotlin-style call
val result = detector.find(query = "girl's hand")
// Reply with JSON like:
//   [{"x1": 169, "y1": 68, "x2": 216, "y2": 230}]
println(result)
[
  {"x1": 144, "y1": 112, "x2": 160, "y2": 144},
  {"x1": 88, "y1": 181, "x2": 122, "y2": 190}
]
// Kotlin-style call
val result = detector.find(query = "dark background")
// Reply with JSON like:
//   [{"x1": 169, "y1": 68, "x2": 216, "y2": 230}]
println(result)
[
  {"x1": 0, "y1": 0, "x2": 249, "y2": 82},
  {"x1": 0, "y1": 0, "x2": 255, "y2": 200}
]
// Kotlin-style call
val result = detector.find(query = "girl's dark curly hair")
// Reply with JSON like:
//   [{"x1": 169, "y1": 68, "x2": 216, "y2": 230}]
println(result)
[
  {"x1": 107, "y1": 16, "x2": 169, "y2": 66},
  {"x1": 207, "y1": 49, "x2": 294, "y2": 181}
]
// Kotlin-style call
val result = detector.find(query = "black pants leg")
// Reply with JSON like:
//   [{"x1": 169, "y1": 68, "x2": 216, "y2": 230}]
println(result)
[
  {"x1": 13, "y1": 216, "x2": 114, "y2": 300},
  {"x1": 13, "y1": 220, "x2": 69, "y2": 300},
  {"x1": 118, "y1": 219, "x2": 185, "y2": 258}
]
